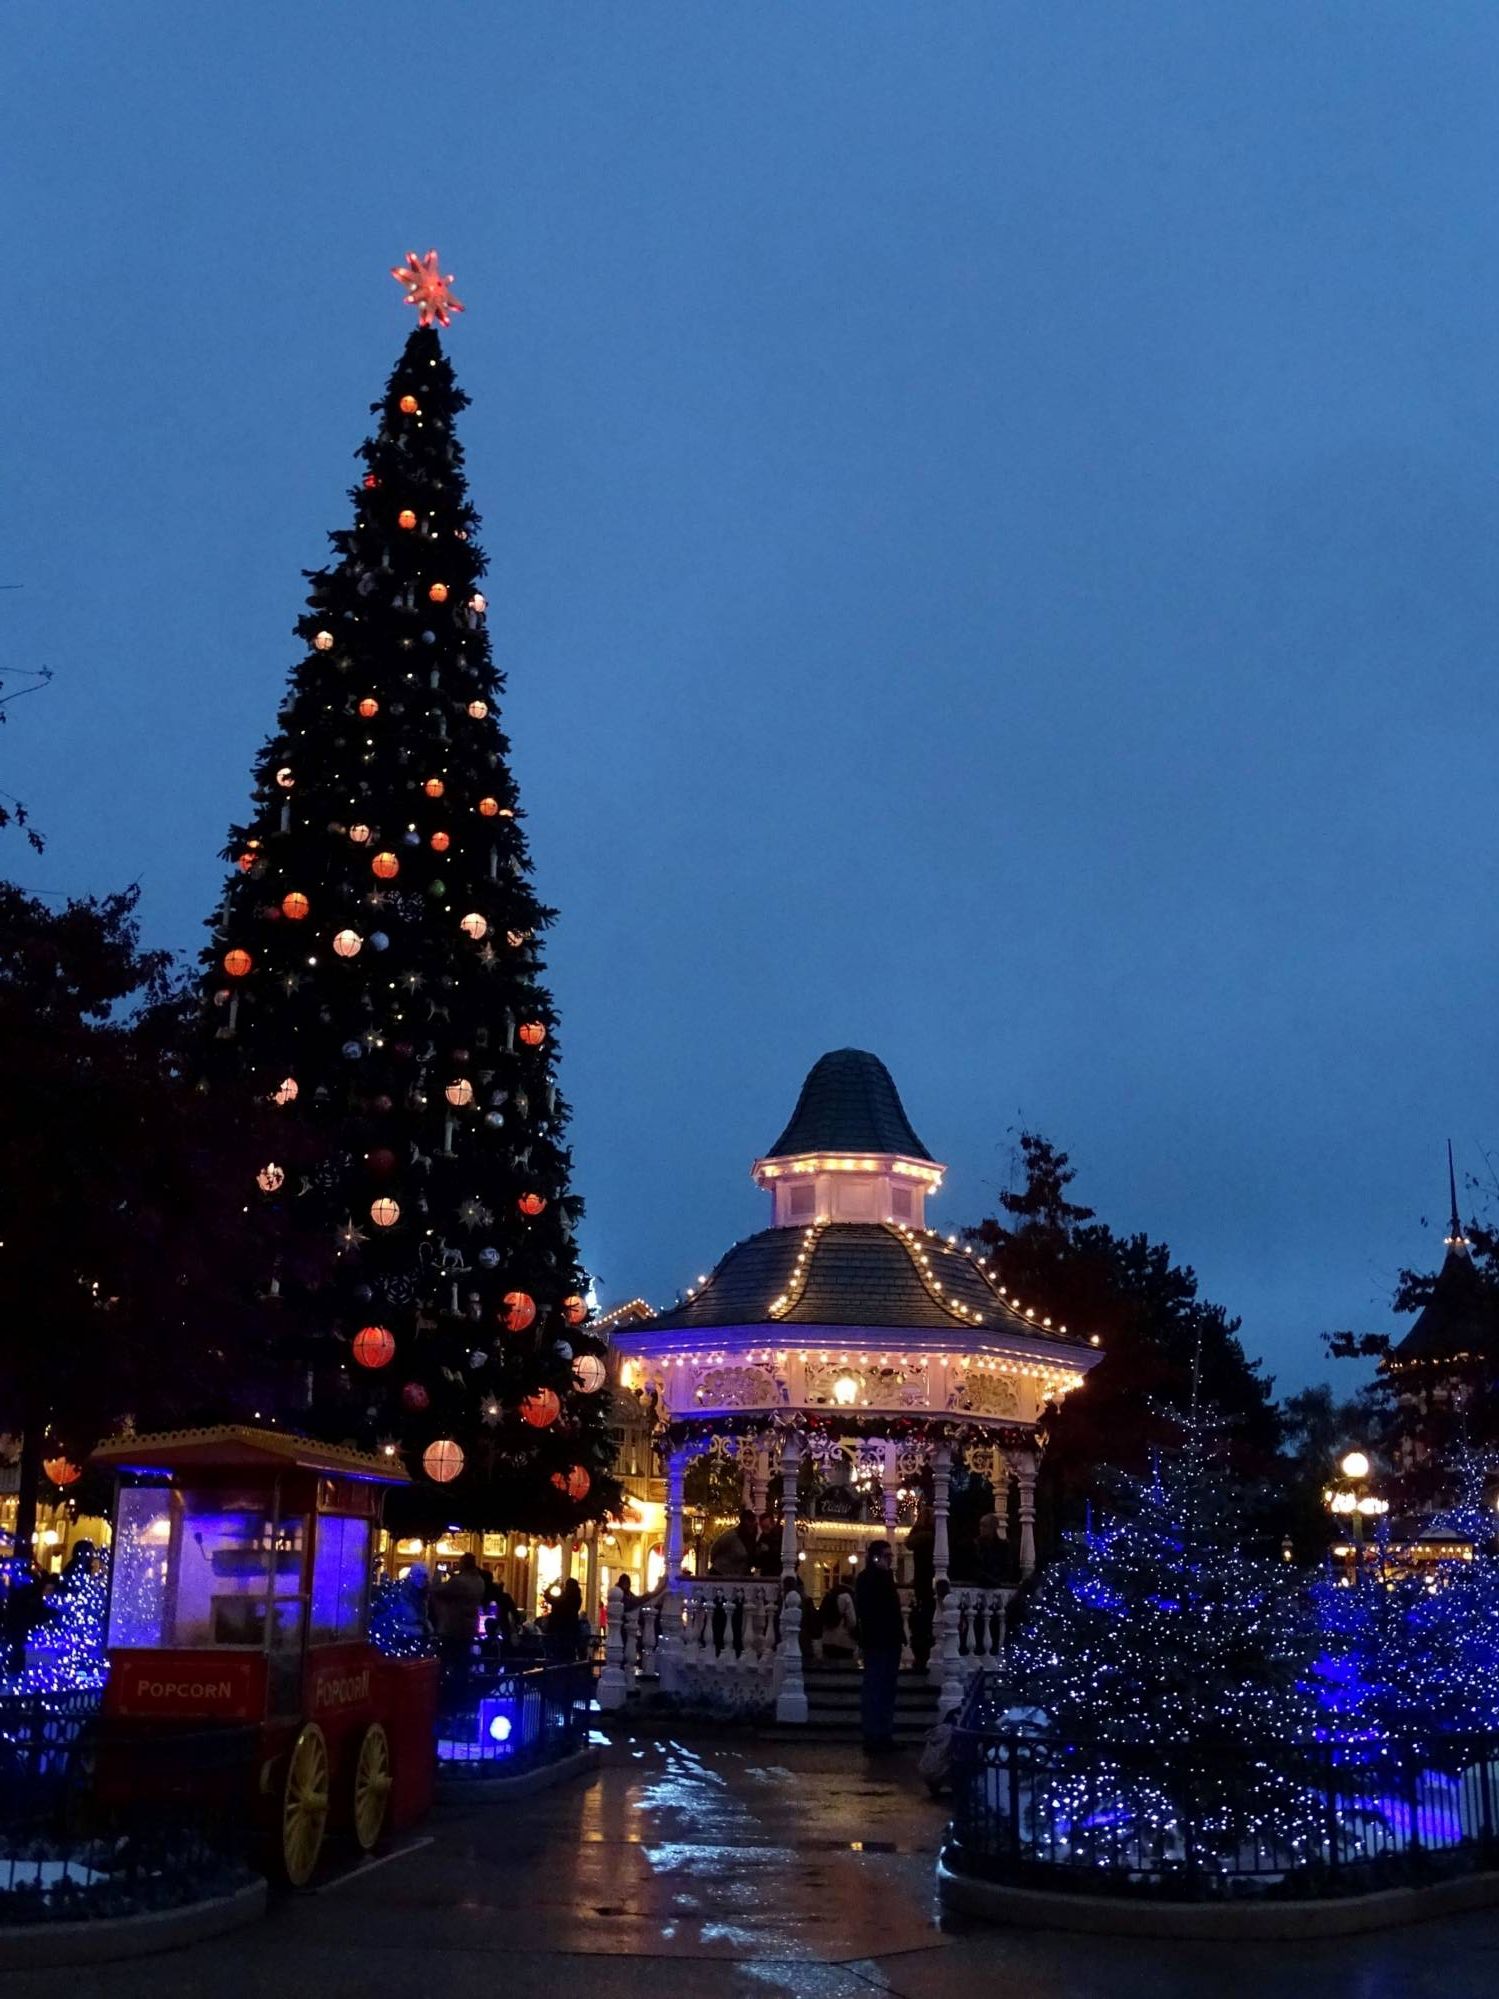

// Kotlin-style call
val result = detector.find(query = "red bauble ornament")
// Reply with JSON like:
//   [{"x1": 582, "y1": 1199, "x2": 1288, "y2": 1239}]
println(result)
[
  {"x1": 353, "y1": 1325, "x2": 396, "y2": 1369},
  {"x1": 562, "y1": 1295, "x2": 587, "y2": 1328},
  {"x1": 281, "y1": 892, "x2": 310, "y2": 920},
  {"x1": 518, "y1": 1022, "x2": 546, "y2": 1048},
  {"x1": 402, "y1": 1382, "x2": 429, "y2": 1411},
  {"x1": 520, "y1": 1389, "x2": 560, "y2": 1428},
  {"x1": 501, "y1": 1291, "x2": 536, "y2": 1333},
  {"x1": 366, "y1": 1147, "x2": 398, "y2": 1176},
  {"x1": 423, "y1": 1438, "x2": 465, "y2": 1483},
  {"x1": 223, "y1": 949, "x2": 253, "y2": 977},
  {"x1": 518, "y1": 1193, "x2": 546, "y2": 1218},
  {"x1": 551, "y1": 1466, "x2": 591, "y2": 1503},
  {"x1": 43, "y1": 1456, "x2": 82, "y2": 1488}
]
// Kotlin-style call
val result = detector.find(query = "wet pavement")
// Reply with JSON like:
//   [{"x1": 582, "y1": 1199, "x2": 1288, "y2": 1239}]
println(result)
[{"x1": 9, "y1": 1736, "x2": 1499, "y2": 1996}]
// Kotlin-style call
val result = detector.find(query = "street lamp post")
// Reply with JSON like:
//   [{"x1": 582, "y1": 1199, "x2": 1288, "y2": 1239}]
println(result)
[{"x1": 1324, "y1": 1449, "x2": 1389, "y2": 1585}]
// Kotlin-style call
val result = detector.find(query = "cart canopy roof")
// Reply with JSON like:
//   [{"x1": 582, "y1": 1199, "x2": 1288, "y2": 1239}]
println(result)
[{"x1": 91, "y1": 1423, "x2": 410, "y2": 1485}]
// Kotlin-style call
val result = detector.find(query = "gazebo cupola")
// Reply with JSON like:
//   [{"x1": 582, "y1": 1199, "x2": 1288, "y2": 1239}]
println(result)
[{"x1": 751, "y1": 1049, "x2": 944, "y2": 1230}]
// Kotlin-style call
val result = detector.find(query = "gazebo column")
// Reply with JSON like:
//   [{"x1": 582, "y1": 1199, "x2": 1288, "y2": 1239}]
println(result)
[
  {"x1": 779, "y1": 1430, "x2": 803, "y2": 1579},
  {"x1": 751, "y1": 1435, "x2": 772, "y2": 1516},
  {"x1": 1013, "y1": 1448, "x2": 1039, "y2": 1577},
  {"x1": 665, "y1": 1446, "x2": 688, "y2": 1587},
  {"x1": 932, "y1": 1441, "x2": 952, "y2": 1584},
  {"x1": 657, "y1": 1444, "x2": 689, "y2": 1693}
]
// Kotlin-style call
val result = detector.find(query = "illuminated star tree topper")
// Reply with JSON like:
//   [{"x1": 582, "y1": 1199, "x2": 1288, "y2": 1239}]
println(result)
[{"x1": 391, "y1": 248, "x2": 465, "y2": 328}]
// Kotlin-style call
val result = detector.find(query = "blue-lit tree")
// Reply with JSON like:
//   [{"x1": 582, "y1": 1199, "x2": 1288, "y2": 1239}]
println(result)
[{"x1": 1000, "y1": 1408, "x2": 1326, "y2": 1867}]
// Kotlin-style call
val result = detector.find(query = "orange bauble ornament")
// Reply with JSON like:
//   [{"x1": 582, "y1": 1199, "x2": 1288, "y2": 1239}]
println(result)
[
  {"x1": 423, "y1": 777, "x2": 445, "y2": 798},
  {"x1": 551, "y1": 1466, "x2": 591, "y2": 1503},
  {"x1": 428, "y1": 582, "x2": 448, "y2": 603},
  {"x1": 518, "y1": 1022, "x2": 546, "y2": 1048},
  {"x1": 281, "y1": 892, "x2": 310, "y2": 921},
  {"x1": 423, "y1": 1439, "x2": 465, "y2": 1483},
  {"x1": 562, "y1": 1295, "x2": 588, "y2": 1327},
  {"x1": 370, "y1": 1197, "x2": 400, "y2": 1228},
  {"x1": 352, "y1": 1324, "x2": 396, "y2": 1369},
  {"x1": 332, "y1": 929, "x2": 363, "y2": 958},
  {"x1": 371, "y1": 851, "x2": 400, "y2": 880},
  {"x1": 358, "y1": 697, "x2": 380, "y2": 719},
  {"x1": 520, "y1": 1388, "x2": 560, "y2": 1429},
  {"x1": 477, "y1": 797, "x2": 499, "y2": 817},
  {"x1": 459, "y1": 912, "x2": 487, "y2": 940},
  {"x1": 349, "y1": 823, "x2": 372, "y2": 845},
  {"x1": 444, "y1": 1078, "x2": 474, "y2": 1107},
  {"x1": 501, "y1": 1291, "x2": 536, "y2": 1333},
  {"x1": 223, "y1": 948, "x2": 253, "y2": 977},
  {"x1": 397, "y1": 509, "x2": 417, "y2": 530},
  {"x1": 518, "y1": 1192, "x2": 547, "y2": 1218},
  {"x1": 272, "y1": 1076, "x2": 298, "y2": 1106},
  {"x1": 313, "y1": 631, "x2": 334, "y2": 651},
  {"x1": 43, "y1": 1456, "x2": 82, "y2": 1488},
  {"x1": 429, "y1": 831, "x2": 450, "y2": 853},
  {"x1": 236, "y1": 852, "x2": 256, "y2": 873},
  {"x1": 466, "y1": 701, "x2": 487, "y2": 719},
  {"x1": 399, "y1": 394, "x2": 420, "y2": 414}
]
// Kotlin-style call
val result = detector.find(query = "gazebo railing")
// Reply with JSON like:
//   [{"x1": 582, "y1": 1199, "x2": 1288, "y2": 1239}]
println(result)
[{"x1": 599, "y1": 1580, "x2": 1013, "y2": 1715}]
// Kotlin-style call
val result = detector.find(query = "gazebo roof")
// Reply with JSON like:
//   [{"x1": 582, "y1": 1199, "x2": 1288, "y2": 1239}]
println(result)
[
  {"x1": 641, "y1": 1221, "x2": 1087, "y2": 1349},
  {"x1": 764, "y1": 1049, "x2": 933, "y2": 1163}
]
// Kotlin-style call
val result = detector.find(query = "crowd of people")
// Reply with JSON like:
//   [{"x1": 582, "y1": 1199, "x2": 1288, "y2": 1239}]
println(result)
[{"x1": 391, "y1": 1553, "x2": 601, "y2": 1693}]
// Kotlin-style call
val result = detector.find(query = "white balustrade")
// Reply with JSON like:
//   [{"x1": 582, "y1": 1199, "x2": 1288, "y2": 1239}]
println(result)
[
  {"x1": 936, "y1": 1590, "x2": 965, "y2": 1714},
  {"x1": 775, "y1": 1589, "x2": 808, "y2": 1723}
]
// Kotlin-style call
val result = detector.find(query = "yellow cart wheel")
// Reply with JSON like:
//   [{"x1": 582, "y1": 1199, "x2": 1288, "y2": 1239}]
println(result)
[
  {"x1": 281, "y1": 1723, "x2": 330, "y2": 1887},
  {"x1": 352, "y1": 1721, "x2": 392, "y2": 1853}
]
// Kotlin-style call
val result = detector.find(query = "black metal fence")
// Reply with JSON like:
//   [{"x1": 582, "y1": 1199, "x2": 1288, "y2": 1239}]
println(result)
[
  {"x1": 435, "y1": 1659, "x2": 596, "y2": 1776},
  {"x1": 0, "y1": 1693, "x2": 258, "y2": 1925},
  {"x1": 946, "y1": 1672, "x2": 1499, "y2": 1902}
]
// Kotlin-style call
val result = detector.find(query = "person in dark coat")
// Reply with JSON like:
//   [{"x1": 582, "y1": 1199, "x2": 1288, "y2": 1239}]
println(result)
[{"x1": 854, "y1": 1540, "x2": 905, "y2": 1753}]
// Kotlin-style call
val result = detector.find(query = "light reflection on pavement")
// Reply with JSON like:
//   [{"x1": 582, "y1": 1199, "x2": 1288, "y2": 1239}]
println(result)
[{"x1": 7, "y1": 1736, "x2": 1499, "y2": 1998}]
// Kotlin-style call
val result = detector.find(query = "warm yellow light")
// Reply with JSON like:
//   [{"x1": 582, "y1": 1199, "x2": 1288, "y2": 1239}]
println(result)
[{"x1": 1340, "y1": 1451, "x2": 1371, "y2": 1481}]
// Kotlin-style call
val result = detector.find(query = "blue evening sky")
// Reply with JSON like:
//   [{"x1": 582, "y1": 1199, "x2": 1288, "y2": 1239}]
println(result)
[{"x1": 8, "y1": 4, "x2": 1498, "y2": 1392}]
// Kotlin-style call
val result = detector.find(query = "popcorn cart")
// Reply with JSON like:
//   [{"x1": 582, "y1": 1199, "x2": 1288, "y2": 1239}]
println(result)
[{"x1": 91, "y1": 1424, "x2": 438, "y2": 1886}]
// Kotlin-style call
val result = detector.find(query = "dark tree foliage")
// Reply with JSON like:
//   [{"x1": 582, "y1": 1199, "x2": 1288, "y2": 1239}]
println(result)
[
  {"x1": 0, "y1": 883, "x2": 280, "y2": 1557},
  {"x1": 197, "y1": 326, "x2": 617, "y2": 1533},
  {"x1": 964, "y1": 1133, "x2": 1280, "y2": 1536}
]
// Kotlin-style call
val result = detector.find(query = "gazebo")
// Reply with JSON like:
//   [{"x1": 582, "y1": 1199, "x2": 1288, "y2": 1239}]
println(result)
[{"x1": 604, "y1": 1049, "x2": 1101, "y2": 1719}]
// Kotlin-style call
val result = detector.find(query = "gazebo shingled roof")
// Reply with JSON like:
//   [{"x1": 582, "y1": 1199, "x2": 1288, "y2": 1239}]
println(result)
[
  {"x1": 764, "y1": 1048, "x2": 933, "y2": 1162},
  {"x1": 646, "y1": 1221, "x2": 1084, "y2": 1345}
]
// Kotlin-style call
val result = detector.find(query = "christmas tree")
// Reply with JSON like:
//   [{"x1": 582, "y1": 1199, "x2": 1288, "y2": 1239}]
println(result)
[
  {"x1": 199, "y1": 255, "x2": 617, "y2": 1532},
  {"x1": 1000, "y1": 1407, "x2": 1325, "y2": 1868}
]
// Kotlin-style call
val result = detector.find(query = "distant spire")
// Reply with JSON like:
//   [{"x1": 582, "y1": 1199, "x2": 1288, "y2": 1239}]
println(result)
[{"x1": 1446, "y1": 1139, "x2": 1470, "y2": 1255}]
